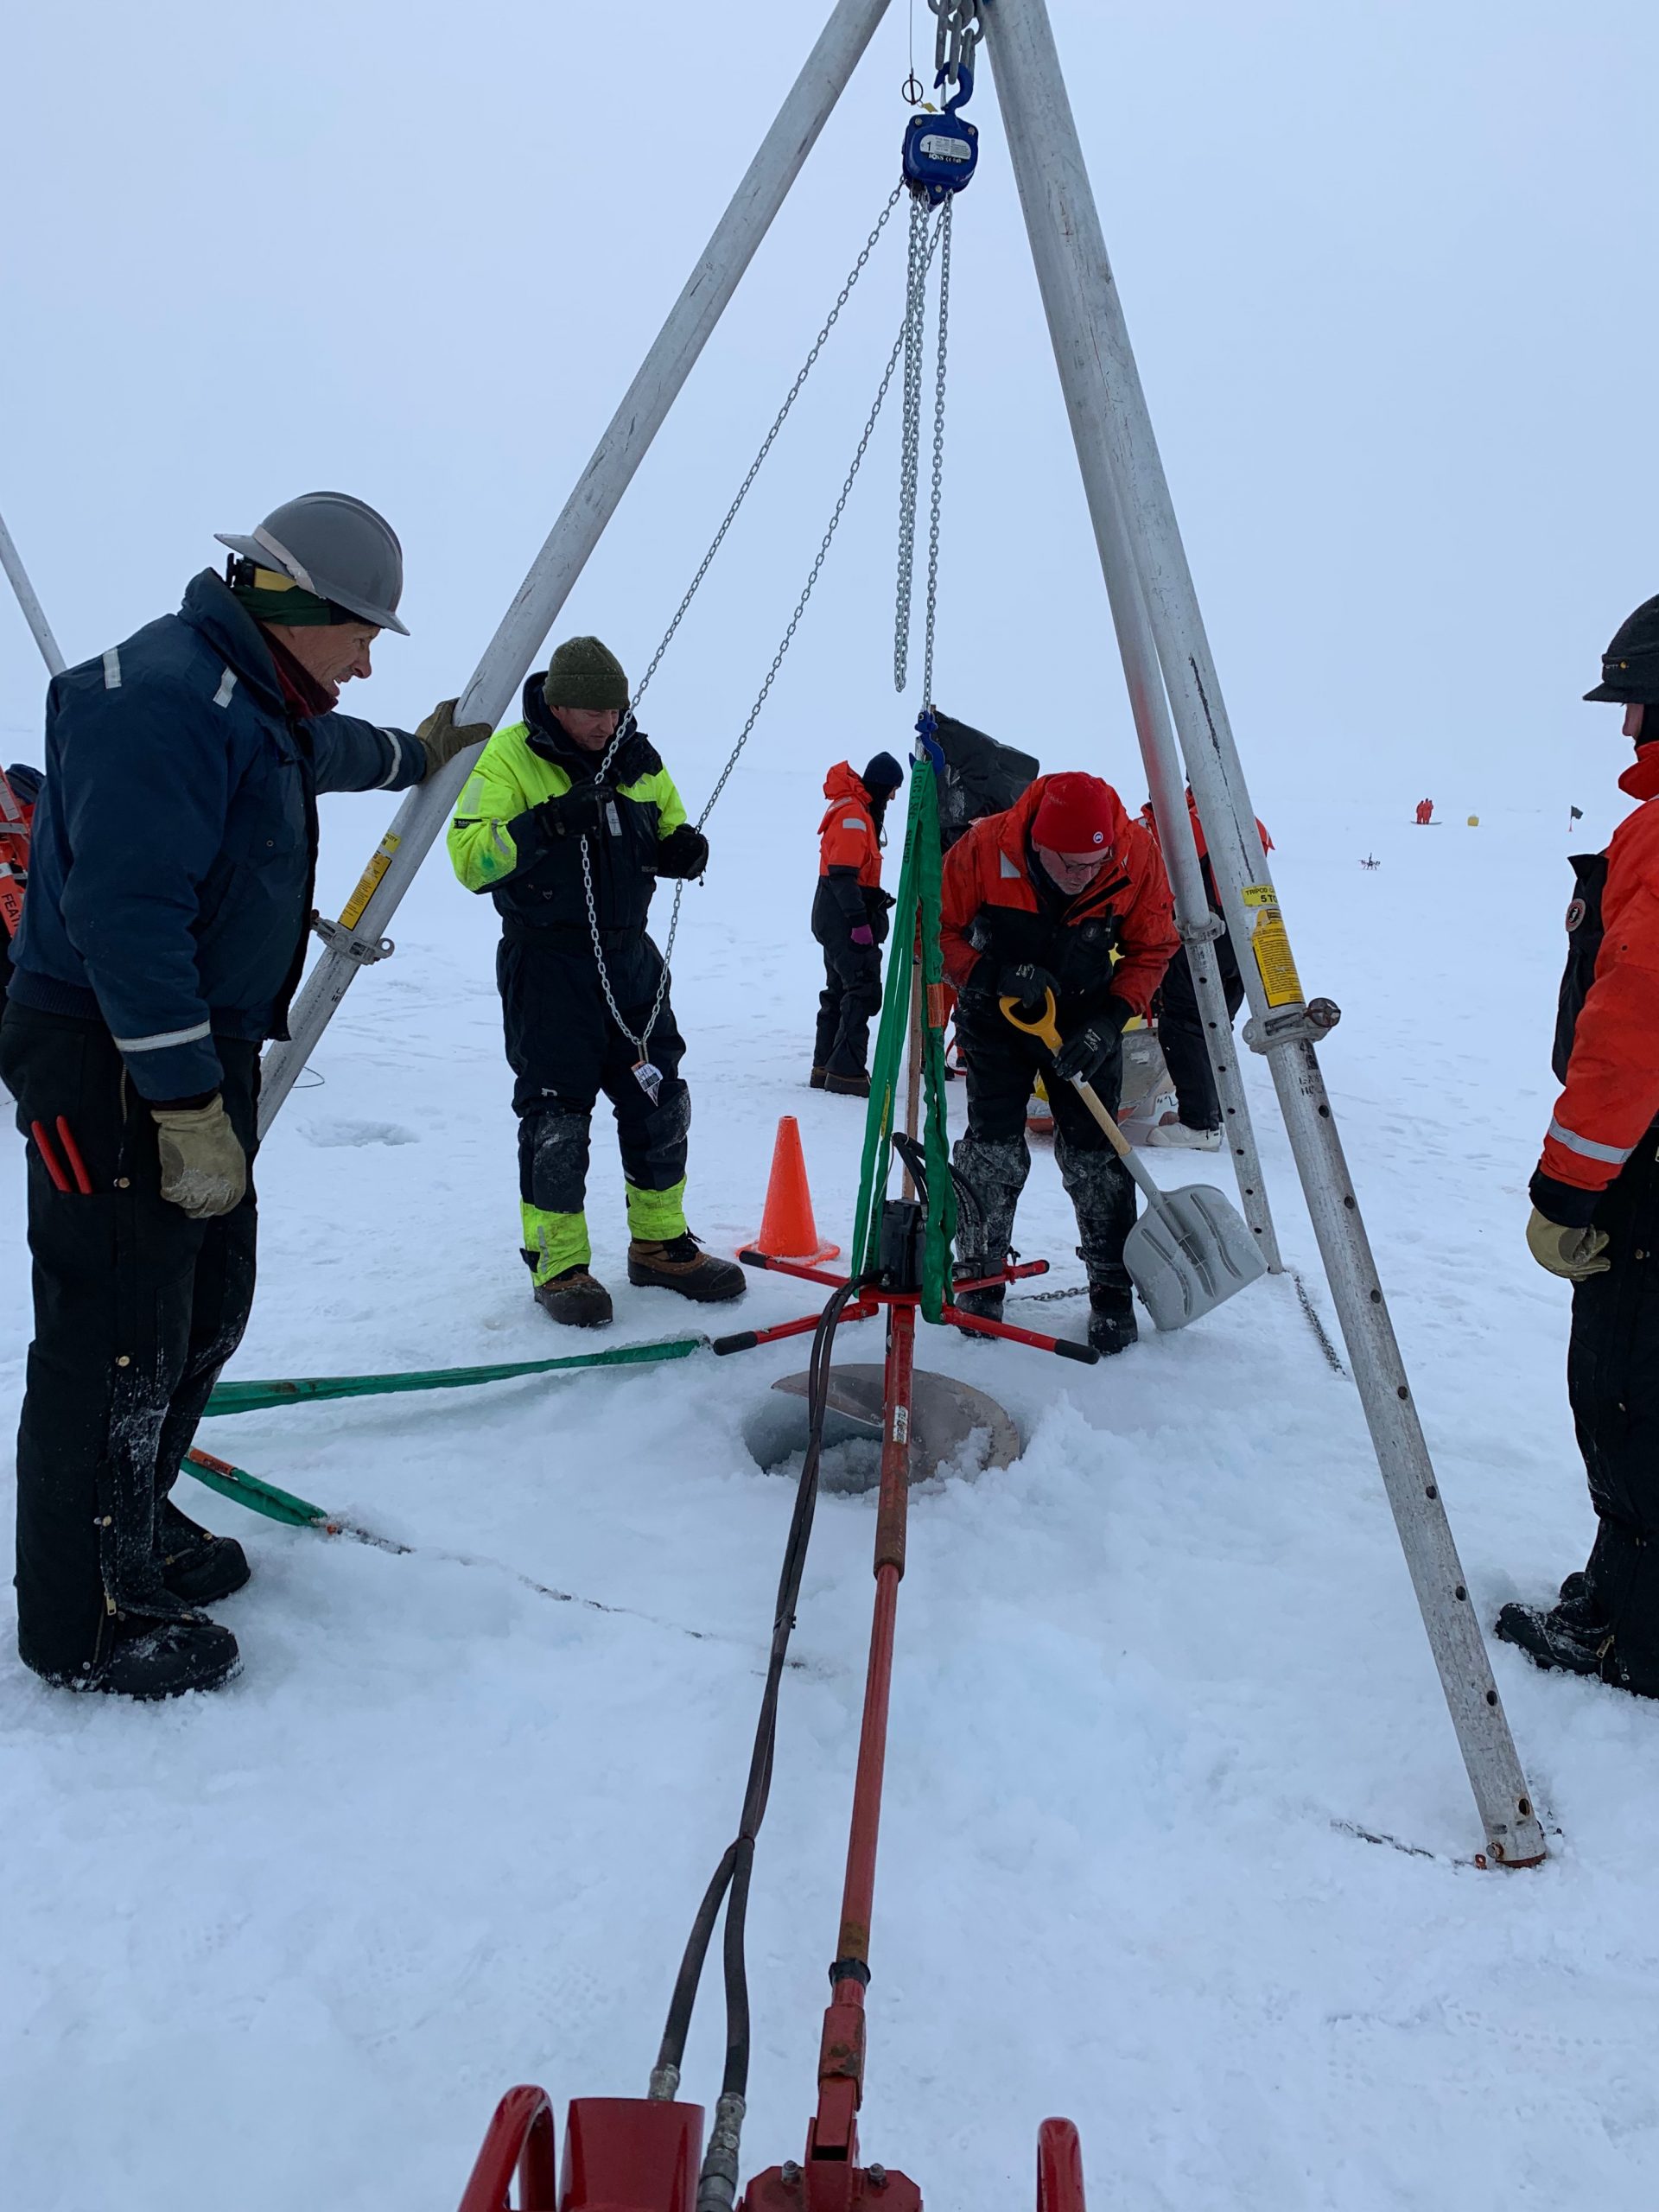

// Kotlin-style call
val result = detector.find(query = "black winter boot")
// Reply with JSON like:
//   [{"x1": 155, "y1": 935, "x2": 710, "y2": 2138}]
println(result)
[
  {"x1": 823, "y1": 1070, "x2": 871, "y2": 1097},
  {"x1": 534, "y1": 1266, "x2": 614, "y2": 1328},
  {"x1": 39, "y1": 1615, "x2": 242, "y2": 1700},
  {"x1": 810, "y1": 1066, "x2": 829, "y2": 1090},
  {"x1": 628, "y1": 1234, "x2": 746, "y2": 1303},
  {"x1": 1087, "y1": 1283, "x2": 1139, "y2": 1357},
  {"x1": 160, "y1": 1498, "x2": 251, "y2": 1606},
  {"x1": 1495, "y1": 1569, "x2": 1611, "y2": 1678}
]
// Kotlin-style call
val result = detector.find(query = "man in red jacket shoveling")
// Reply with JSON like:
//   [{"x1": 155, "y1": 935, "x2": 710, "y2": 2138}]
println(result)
[
  {"x1": 1498, "y1": 594, "x2": 1659, "y2": 1694},
  {"x1": 940, "y1": 770, "x2": 1178, "y2": 1355}
]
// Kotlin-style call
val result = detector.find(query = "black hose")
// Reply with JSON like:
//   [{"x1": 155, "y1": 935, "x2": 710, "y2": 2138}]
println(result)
[
  {"x1": 891, "y1": 1128, "x2": 980, "y2": 1268},
  {"x1": 651, "y1": 1278, "x2": 865, "y2": 2113}
]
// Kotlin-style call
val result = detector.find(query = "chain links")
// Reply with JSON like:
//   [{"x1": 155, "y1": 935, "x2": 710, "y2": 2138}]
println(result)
[
  {"x1": 930, "y1": 0, "x2": 982, "y2": 90},
  {"x1": 583, "y1": 206, "x2": 947, "y2": 1065},
  {"x1": 893, "y1": 191, "x2": 954, "y2": 705},
  {"x1": 892, "y1": 194, "x2": 931, "y2": 691},
  {"x1": 627, "y1": 185, "x2": 903, "y2": 728},
  {"x1": 921, "y1": 194, "x2": 952, "y2": 710}
]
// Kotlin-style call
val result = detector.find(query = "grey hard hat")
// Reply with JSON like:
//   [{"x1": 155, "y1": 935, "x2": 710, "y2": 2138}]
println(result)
[{"x1": 216, "y1": 491, "x2": 408, "y2": 635}]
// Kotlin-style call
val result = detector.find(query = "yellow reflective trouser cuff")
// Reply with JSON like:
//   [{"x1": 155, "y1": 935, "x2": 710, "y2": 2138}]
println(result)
[
  {"x1": 626, "y1": 1179, "x2": 689, "y2": 1244},
  {"x1": 521, "y1": 1205, "x2": 590, "y2": 1282}
]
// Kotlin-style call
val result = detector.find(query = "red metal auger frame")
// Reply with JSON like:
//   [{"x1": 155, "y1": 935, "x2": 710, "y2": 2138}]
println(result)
[
  {"x1": 456, "y1": 1212, "x2": 1097, "y2": 2212},
  {"x1": 727, "y1": 1224, "x2": 1093, "y2": 2212}
]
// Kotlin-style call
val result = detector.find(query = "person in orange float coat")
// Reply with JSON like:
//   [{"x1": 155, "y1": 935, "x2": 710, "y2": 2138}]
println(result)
[
  {"x1": 1497, "y1": 593, "x2": 1659, "y2": 1693},
  {"x1": 940, "y1": 770, "x2": 1177, "y2": 1354},
  {"x1": 810, "y1": 753, "x2": 904, "y2": 1097}
]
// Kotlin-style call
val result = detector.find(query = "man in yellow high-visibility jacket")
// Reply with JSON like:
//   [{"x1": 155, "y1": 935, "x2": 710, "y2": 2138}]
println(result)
[{"x1": 448, "y1": 635, "x2": 743, "y2": 1327}]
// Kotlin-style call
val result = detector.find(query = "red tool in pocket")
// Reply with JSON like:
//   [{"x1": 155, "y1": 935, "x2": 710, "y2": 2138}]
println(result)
[{"x1": 29, "y1": 1117, "x2": 93, "y2": 1194}]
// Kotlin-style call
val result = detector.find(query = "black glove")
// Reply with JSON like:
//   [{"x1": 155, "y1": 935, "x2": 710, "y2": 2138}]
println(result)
[
  {"x1": 1053, "y1": 1019, "x2": 1121, "y2": 1087},
  {"x1": 534, "y1": 782, "x2": 612, "y2": 841},
  {"x1": 652, "y1": 823, "x2": 709, "y2": 880},
  {"x1": 863, "y1": 886, "x2": 896, "y2": 945},
  {"x1": 998, "y1": 962, "x2": 1061, "y2": 1016}
]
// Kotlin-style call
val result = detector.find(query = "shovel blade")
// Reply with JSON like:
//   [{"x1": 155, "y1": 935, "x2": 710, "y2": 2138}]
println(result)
[{"x1": 1125, "y1": 1183, "x2": 1268, "y2": 1332}]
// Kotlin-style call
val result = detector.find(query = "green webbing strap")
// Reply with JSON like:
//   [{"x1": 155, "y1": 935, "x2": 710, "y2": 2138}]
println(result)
[
  {"x1": 914, "y1": 762, "x2": 957, "y2": 1319},
  {"x1": 848, "y1": 755, "x2": 957, "y2": 1320},
  {"x1": 204, "y1": 1333, "x2": 705, "y2": 1419},
  {"x1": 183, "y1": 1450, "x2": 328, "y2": 1527}
]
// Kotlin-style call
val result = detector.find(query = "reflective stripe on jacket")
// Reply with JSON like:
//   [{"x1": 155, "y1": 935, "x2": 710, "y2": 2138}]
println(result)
[
  {"x1": 1537, "y1": 745, "x2": 1659, "y2": 1209},
  {"x1": 6, "y1": 569, "x2": 422, "y2": 1098},
  {"x1": 817, "y1": 762, "x2": 883, "y2": 887}
]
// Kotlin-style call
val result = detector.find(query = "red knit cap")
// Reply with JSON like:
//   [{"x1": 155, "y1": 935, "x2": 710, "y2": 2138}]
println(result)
[{"x1": 1030, "y1": 772, "x2": 1117, "y2": 855}]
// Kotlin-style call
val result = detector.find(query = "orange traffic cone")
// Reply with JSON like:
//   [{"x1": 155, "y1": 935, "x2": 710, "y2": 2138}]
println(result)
[{"x1": 744, "y1": 1115, "x2": 841, "y2": 1265}]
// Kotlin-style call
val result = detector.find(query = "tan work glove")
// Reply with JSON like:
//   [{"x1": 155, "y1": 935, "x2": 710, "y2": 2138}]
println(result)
[
  {"x1": 415, "y1": 697, "x2": 493, "y2": 777},
  {"x1": 1525, "y1": 1206, "x2": 1611, "y2": 1282},
  {"x1": 153, "y1": 1096, "x2": 246, "y2": 1220}
]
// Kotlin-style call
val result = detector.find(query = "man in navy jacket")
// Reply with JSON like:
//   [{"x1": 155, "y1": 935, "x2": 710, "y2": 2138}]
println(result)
[{"x1": 0, "y1": 492, "x2": 489, "y2": 1698}]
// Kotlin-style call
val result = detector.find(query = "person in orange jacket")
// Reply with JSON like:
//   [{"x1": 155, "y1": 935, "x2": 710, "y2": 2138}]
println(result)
[
  {"x1": 940, "y1": 770, "x2": 1178, "y2": 1354},
  {"x1": 811, "y1": 752, "x2": 905, "y2": 1096},
  {"x1": 1139, "y1": 789, "x2": 1272, "y2": 1151},
  {"x1": 1497, "y1": 594, "x2": 1659, "y2": 1693}
]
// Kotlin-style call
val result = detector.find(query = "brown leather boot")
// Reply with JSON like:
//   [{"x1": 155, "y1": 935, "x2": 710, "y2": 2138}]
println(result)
[
  {"x1": 533, "y1": 1266, "x2": 613, "y2": 1327},
  {"x1": 823, "y1": 1070, "x2": 871, "y2": 1097},
  {"x1": 626, "y1": 1233, "x2": 747, "y2": 1304}
]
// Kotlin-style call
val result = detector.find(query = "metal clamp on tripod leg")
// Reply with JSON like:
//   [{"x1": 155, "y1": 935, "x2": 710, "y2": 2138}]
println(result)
[
  {"x1": 310, "y1": 913, "x2": 395, "y2": 968},
  {"x1": 1177, "y1": 911, "x2": 1224, "y2": 945},
  {"x1": 1242, "y1": 998, "x2": 1342, "y2": 1053}
]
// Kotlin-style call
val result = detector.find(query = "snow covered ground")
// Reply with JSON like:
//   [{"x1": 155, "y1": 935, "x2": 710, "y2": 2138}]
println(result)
[{"x1": 4, "y1": 760, "x2": 1658, "y2": 2210}]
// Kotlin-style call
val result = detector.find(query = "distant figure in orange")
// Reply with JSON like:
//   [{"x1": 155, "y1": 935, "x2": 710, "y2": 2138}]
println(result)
[{"x1": 1414, "y1": 798, "x2": 1435, "y2": 825}]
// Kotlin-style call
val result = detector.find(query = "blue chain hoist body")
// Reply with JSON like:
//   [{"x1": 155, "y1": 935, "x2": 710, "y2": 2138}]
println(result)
[{"x1": 902, "y1": 64, "x2": 979, "y2": 203}]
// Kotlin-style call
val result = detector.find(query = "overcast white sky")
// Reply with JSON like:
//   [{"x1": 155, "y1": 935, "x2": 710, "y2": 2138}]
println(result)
[{"x1": 3, "y1": 0, "x2": 1655, "y2": 823}]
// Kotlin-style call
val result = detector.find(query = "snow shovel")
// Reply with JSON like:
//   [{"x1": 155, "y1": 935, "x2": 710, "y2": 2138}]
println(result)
[{"x1": 1000, "y1": 991, "x2": 1267, "y2": 1331}]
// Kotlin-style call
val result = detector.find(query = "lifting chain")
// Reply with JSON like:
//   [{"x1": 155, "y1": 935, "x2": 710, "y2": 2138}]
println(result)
[
  {"x1": 922, "y1": 194, "x2": 953, "y2": 710},
  {"x1": 893, "y1": 193, "x2": 953, "y2": 705},
  {"x1": 581, "y1": 204, "x2": 948, "y2": 1081},
  {"x1": 892, "y1": 195, "x2": 929, "y2": 692},
  {"x1": 626, "y1": 185, "x2": 904, "y2": 727}
]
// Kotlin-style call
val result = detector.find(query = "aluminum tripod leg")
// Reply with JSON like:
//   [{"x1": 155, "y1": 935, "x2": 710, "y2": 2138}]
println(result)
[
  {"x1": 257, "y1": 0, "x2": 895, "y2": 1138},
  {"x1": 979, "y1": 294, "x2": 1279, "y2": 1264},
  {"x1": 984, "y1": 0, "x2": 1545, "y2": 1865},
  {"x1": 0, "y1": 506, "x2": 67, "y2": 678}
]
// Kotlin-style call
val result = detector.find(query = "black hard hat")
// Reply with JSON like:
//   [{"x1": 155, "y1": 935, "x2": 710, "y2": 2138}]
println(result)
[
  {"x1": 216, "y1": 492, "x2": 408, "y2": 635},
  {"x1": 1586, "y1": 593, "x2": 1659, "y2": 702}
]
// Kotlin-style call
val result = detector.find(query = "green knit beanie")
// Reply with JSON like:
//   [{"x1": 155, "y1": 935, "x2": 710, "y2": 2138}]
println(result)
[{"x1": 543, "y1": 634, "x2": 631, "y2": 712}]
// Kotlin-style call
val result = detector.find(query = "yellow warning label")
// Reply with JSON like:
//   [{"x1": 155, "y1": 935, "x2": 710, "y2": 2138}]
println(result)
[
  {"x1": 339, "y1": 832, "x2": 401, "y2": 931},
  {"x1": 1240, "y1": 883, "x2": 1278, "y2": 909},
  {"x1": 1250, "y1": 907, "x2": 1303, "y2": 1008}
]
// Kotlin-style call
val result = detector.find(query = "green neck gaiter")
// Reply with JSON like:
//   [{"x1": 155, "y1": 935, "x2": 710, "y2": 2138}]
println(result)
[{"x1": 229, "y1": 563, "x2": 340, "y2": 626}]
